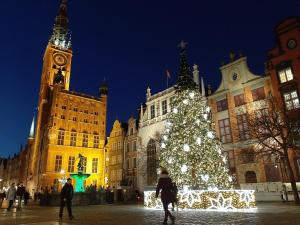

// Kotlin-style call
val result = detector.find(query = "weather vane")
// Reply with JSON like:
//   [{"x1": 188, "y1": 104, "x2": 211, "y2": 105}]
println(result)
[{"x1": 178, "y1": 40, "x2": 188, "y2": 50}]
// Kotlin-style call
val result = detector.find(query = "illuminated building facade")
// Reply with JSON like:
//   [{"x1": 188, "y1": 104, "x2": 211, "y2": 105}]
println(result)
[
  {"x1": 105, "y1": 120, "x2": 127, "y2": 188},
  {"x1": 208, "y1": 55, "x2": 279, "y2": 185},
  {"x1": 266, "y1": 17, "x2": 300, "y2": 181},
  {"x1": 26, "y1": 0, "x2": 108, "y2": 191}
]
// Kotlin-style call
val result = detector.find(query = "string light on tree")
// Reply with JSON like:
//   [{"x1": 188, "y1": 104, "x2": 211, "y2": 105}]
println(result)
[{"x1": 183, "y1": 144, "x2": 190, "y2": 152}]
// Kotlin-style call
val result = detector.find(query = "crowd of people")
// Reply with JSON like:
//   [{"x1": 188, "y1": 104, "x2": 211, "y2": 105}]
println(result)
[{"x1": 0, "y1": 183, "x2": 30, "y2": 211}]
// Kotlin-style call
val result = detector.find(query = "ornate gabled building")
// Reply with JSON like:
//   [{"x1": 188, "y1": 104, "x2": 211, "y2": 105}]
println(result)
[
  {"x1": 208, "y1": 55, "x2": 279, "y2": 185},
  {"x1": 105, "y1": 120, "x2": 127, "y2": 188},
  {"x1": 26, "y1": 0, "x2": 108, "y2": 192}
]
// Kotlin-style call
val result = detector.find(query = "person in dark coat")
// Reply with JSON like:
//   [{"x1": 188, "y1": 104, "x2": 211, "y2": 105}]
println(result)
[
  {"x1": 59, "y1": 178, "x2": 74, "y2": 220},
  {"x1": 156, "y1": 168, "x2": 175, "y2": 225}
]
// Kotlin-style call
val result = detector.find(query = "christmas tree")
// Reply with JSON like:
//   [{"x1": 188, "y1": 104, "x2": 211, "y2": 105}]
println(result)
[{"x1": 159, "y1": 42, "x2": 233, "y2": 190}]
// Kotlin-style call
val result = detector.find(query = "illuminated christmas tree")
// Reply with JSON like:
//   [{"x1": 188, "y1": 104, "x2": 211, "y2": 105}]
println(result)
[{"x1": 159, "y1": 42, "x2": 233, "y2": 190}]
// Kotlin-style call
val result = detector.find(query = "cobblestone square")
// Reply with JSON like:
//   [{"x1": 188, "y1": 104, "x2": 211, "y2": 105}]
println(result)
[{"x1": 1, "y1": 202, "x2": 300, "y2": 225}]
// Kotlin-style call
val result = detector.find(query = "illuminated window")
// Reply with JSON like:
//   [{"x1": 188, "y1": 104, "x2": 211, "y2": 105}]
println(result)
[
  {"x1": 73, "y1": 108, "x2": 78, "y2": 112},
  {"x1": 94, "y1": 121, "x2": 98, "y2": 125},
  {"x1": 117, "y1": 155, "x2": 122, "y2": 164},
  {"x1": 70, "y1": 130, "x2": 77, "y2": 146},
  {"x1": 278, "y1": 67, "x2": 294, "y2": 83},
  {"x1": 117, "y1": 141, "x2": 121, "y2": 149},
  {"x1": 133, "y1": 158, "x2": 137, "y2": 168},
  {"x1": 92, "y1": 158, "x2": 98, "y2": 173},
  {"x1": 61, "y1": 115, "x2": 65, "y2": 119},
  {"x1": 112, "y1": 156, "x2": 116, "y2": 165},
  {"x1": 150, "y1": 105, "x2": 155, "y2": 119},
  {"x1": 72, "y1": 117, "x2": 77, "y2": 121},
  {"x1": 57, "y1": 129, "x2": 65, "y2": 145},
  {"x1": 94, "y1": 134, "x2": 99, "y2": 148},
  {"x1": 84, "y1": 110, "x2": 88, "y2": 114},
  {"x1": 218, "y1": 118, "x2": 232, "y2": 143},
  {"x1": 283, "y1": 90, "x2": 300, "y2": 110},
  {"x1": 147, "y1": 139, "x2": 157, "y2": 185},
  {"x1": 234, "y1": 94, "x2": 245, "y2": 107},
  {"x1": 251, "y1": 87, "x2": 265, "y2": 101},
  {"x1": 216, "y1": 99, "x2": 228, "y2": 112},
  {"x1": 237, "y1": 114, "x2": 250, "y2": 140},
  {"x1": 162, "y1": 100, "x2": 167, "y2": 115},
  {"x1": 82, "y1": 157, "x2": 87, "y2": 173},
  {"x1": 82, "y1": 132, "x2": 88, "y2": 147},
  {"x1": 62, "y1": 105, "x2": 67, "y2": 110},
  {"x1": 84, "y1": 119, "x2": 88, "y2": 123},
  {"x1": 68, "y1": 156, "x2": 75, "y2": 172},
  {"x1": 54, "y1": 155, "x2": 62, "y2": 172}
]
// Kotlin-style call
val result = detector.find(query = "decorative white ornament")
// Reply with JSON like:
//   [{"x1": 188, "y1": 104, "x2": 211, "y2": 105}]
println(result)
[
  {"x1": 161, "y1": 143, "x2": 166, "y2": 148},
  {"x1": 181, "y1": 165, "x2": 188, "y2": 173},
  {"x1": 222, "y1": 157, "x2": 227, "y2": 163},
  {"x1": 173, "y1": 108, "x2": 178, "y2": 113},
  {"x1": 168, "y1": 158, "x2": 173, "y2": 164},
  {"x1": 183, "y1": 99, "x2": 188, "y2": 104},
  {"x1": 228, "y1": 176, "x2": 233, "y2": 182},
  {"x1": 203, "y1": 114, "x2": 208, "y2": 119},
  {"x1": 201, "y1": 174, "x2": 209, "y2": 182},
  {"x1": 208, "y1": 193, "x2": 233, "y2": 210},
  {"x1": 183, "y1": 144, "x2": 190, "y2": 152},
  {"x1": 163, "y1": 135, "x2": 168, "y2": 141},
  {"x1": 196, "y1": 137, "x2": 201, "y2": 145},
  {"x1": 183, "y1": 185, "x2": 189, "y2": 192},
  {"x1": 196, "y1": 119, "x2": 200, "y2": 125},
  {"x1": 206, "y1": 106, "x2": 210, "y2": 113},
  {"x1": 189, "y1": 92, "x2": 195, "y2": 98},
  {"x1": 166, "y1": 128, "x2": 170, "y2": 133},
  {"x1": 207, "y1": 131, "x2": 214, "y2": 139}
]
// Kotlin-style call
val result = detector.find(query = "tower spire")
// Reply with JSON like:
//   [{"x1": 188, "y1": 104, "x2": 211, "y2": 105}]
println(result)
[
  {"x1": 29, "y1": 114, "x2": 35, "y2": 139},
  {"x1": 50, "y1": 0, "x2": 71, "y2": 50},
  {"x1": 176, "y1": 41, "x2": 195, "y2": 90}
]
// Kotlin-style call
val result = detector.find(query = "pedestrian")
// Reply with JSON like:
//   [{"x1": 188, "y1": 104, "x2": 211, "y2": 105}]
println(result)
[
  {"x1": 171, "y1": 182, "x2": 178, "y2": 211},
  {"x1": 16, "y1": 183, "x2": 26, "y2": 209},
  {"x1": 6, "y1": 183, "x2": 17, "y2": 211},
  {"x1": 24, "y1": 190, "x2": 30, "y2": 205},
  {"x1": 59, "y1": 178, "x2": 74, "y2": 220},
  {"x1": 155, "y1": 168, "x2": 175, "y2": 225}
]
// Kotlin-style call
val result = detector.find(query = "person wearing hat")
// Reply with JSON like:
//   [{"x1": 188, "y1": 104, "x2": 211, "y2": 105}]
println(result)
[
  {"x1": 155, "y1": 168, "x2": 175, "y2": 225},
  {"x1": 59, "y1": 178, "x2": 74, "y2": 220}
]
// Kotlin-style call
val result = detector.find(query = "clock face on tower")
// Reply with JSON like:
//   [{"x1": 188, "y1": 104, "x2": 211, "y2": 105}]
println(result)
[{"x1": 53, "y1": 53, "x2": 67, "y2": 66}]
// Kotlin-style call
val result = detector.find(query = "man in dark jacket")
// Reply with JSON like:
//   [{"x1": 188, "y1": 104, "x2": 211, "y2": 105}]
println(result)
[
  {"x1": 59, "y1": 178, "x2": 74, "y2": 220},
  {"x1": 156, "y1": 168, "x2": 175, "y2": 225}
]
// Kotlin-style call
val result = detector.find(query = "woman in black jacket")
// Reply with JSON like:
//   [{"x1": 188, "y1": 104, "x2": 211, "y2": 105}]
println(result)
[{"x1": 156, "y1": 168, "x2": 175, "y2": 225}]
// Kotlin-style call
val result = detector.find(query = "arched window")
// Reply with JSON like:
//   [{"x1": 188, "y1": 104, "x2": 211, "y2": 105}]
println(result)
[
  {"x1": 57, "y1": 129, "x2": 65, "y2": 145},
  {"x1": 147, "y1": 139, "x2": 157, "y2": 185},
  {"x1": 245, "y1": 171, "x2": 257, "y2": 183},
  {"x1": 70, "y1": 129, "x2": 77, "y2": 146}
]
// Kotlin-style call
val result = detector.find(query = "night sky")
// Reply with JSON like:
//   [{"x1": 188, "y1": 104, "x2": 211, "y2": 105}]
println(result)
[{"x1": 0, "y1": 0, "x2": 299, "y2": 157}]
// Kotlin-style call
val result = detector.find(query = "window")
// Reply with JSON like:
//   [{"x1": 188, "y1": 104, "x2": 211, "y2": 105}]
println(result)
[
  {"x1": 57, "y1": 129, "x2": 65, "y2": 145},
  {"x1": 162, "y1": 100, "x2": 167, "y2": 115},
  {"x1": 68, "y1": 156, "x2": 75, "y2": 172},
  {"x1": 73, "y1": 108, "x2": 78, "y2": 112},
  {"x1": 70, "y1": 130, "x2": 77, "y2": 146},
  {"x1": 251, "y1": 87, "x2": 265, "y2": 101},
  {"x1": 111, "y1": 156, "x2": 116, "y2": 165},
  {"x1": 72, "y1": 117, "x2": 77, "y2": 121},
  {"x1": 127, "y1": 143, "x2": 130, "y2": 152},
  {"x1": 82, "y1": 157, "x2": 87, "y2": 173},
  {"x1": 62, "y1": 105, "x2": 67, "y2": 110},
  {"x1": 170, "y1": 97, "x2": 175, "y2": 111},
  {"x1": 130, "y1": 128, "x2": 134, "y2": 135},
  {"x1": 94, "y1": 121, "x2": 98, "y2": 125},
  {"x1": 150, "y1": 105, "x2": 155, "y2": 119},
  {"x1": 283, "y1": 90, "x2": 300, "y2": 110},
  {"x1": 95, "y1": 112, "x2": 99, "y2": 115},
  {"x1": 92, "y1": 158, "x2": 98, "y2": 173},
  {"x1": 117, "y1": 169, "x2": 122, "y2": 180},
  {"x1": 218, "y1": 118, "x2": 232, "y2": 143},
  {"x1": 132, "y1": 141, "x2": 136, "y2": 151},
  {"x1": 278, "y1": 67, "x2": 294, "y2": 83},
  {"x1": 54, "y1": 155, "x2": 62, "y2": 172},
  {"x1": 240, "y1": 149, "x2": 255, "y2": 164},
  {"x1": 237, "y1": 114, "x2": 250, "y2": 141},
  {"x1": 133, "y1": 158, "x2": 137, "y2": 168},
  {"x1": 126, "y1": 159, "x2": 130, "y2": 169},
  {"x1": 117, "y1": 141, "x2": 121, "y2": 149},
  {"x1": 84, "y1": 119, "x2": 88, "y2": 123},
  {"x1": 84, "y1": 110, "x2": 88, "y2": 114},
  {"x1": 216, "y1": 99, "x2": 228, "y2": 112},
  {"x1": 234, "y1": 94, "x2": 245, "y2": 107},
  {"x1": 82, "y1": 132, "x2": 88, "y2": 147},
  {"x1": 61, "y1": 115, "x2": 65, "y2": 119},
  {"x1": 117, "y1": 155, "x2": 122, "y2": 164},
  {"x1": 245, "y1": 171, "x2": 257, "y2": 183},
  {"x1": 94, "y1": 134, "x2": 99, "y2": 148},
  {"x1": 147, "y1": 139, "x2": 157, "y2": 185}
]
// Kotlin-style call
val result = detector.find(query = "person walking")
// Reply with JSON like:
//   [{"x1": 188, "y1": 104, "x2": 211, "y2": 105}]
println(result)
[
  {"x1": 155, "y1": 168, "x2": 175, "y2": 225},
  {"x1": 171, "y1": 182, "x2": 178, "y2": 211},
  {"x1": 6, "y1": 183, "x2": 17, "y2": 211},
  {"x1": 16, "y1": 183, "x2": 26, "y2": 209},
  {"x1": 59, "y1": 178, "x2": 74, "y2": 220}
]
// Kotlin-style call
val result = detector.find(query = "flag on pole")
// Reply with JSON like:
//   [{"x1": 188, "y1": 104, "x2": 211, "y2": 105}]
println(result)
[{"x1": 166, "y1": 69, "x2": 171, "y2": 79}]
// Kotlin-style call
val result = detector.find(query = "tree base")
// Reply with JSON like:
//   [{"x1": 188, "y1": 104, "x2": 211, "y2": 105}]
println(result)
[{"x1": 144, "y1": 190, "x2": 256, "y2": 210}]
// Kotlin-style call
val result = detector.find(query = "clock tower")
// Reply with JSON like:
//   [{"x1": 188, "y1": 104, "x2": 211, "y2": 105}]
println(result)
[{"x1": 30, "y1": 0, "x2": 72, "y2": 179}]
